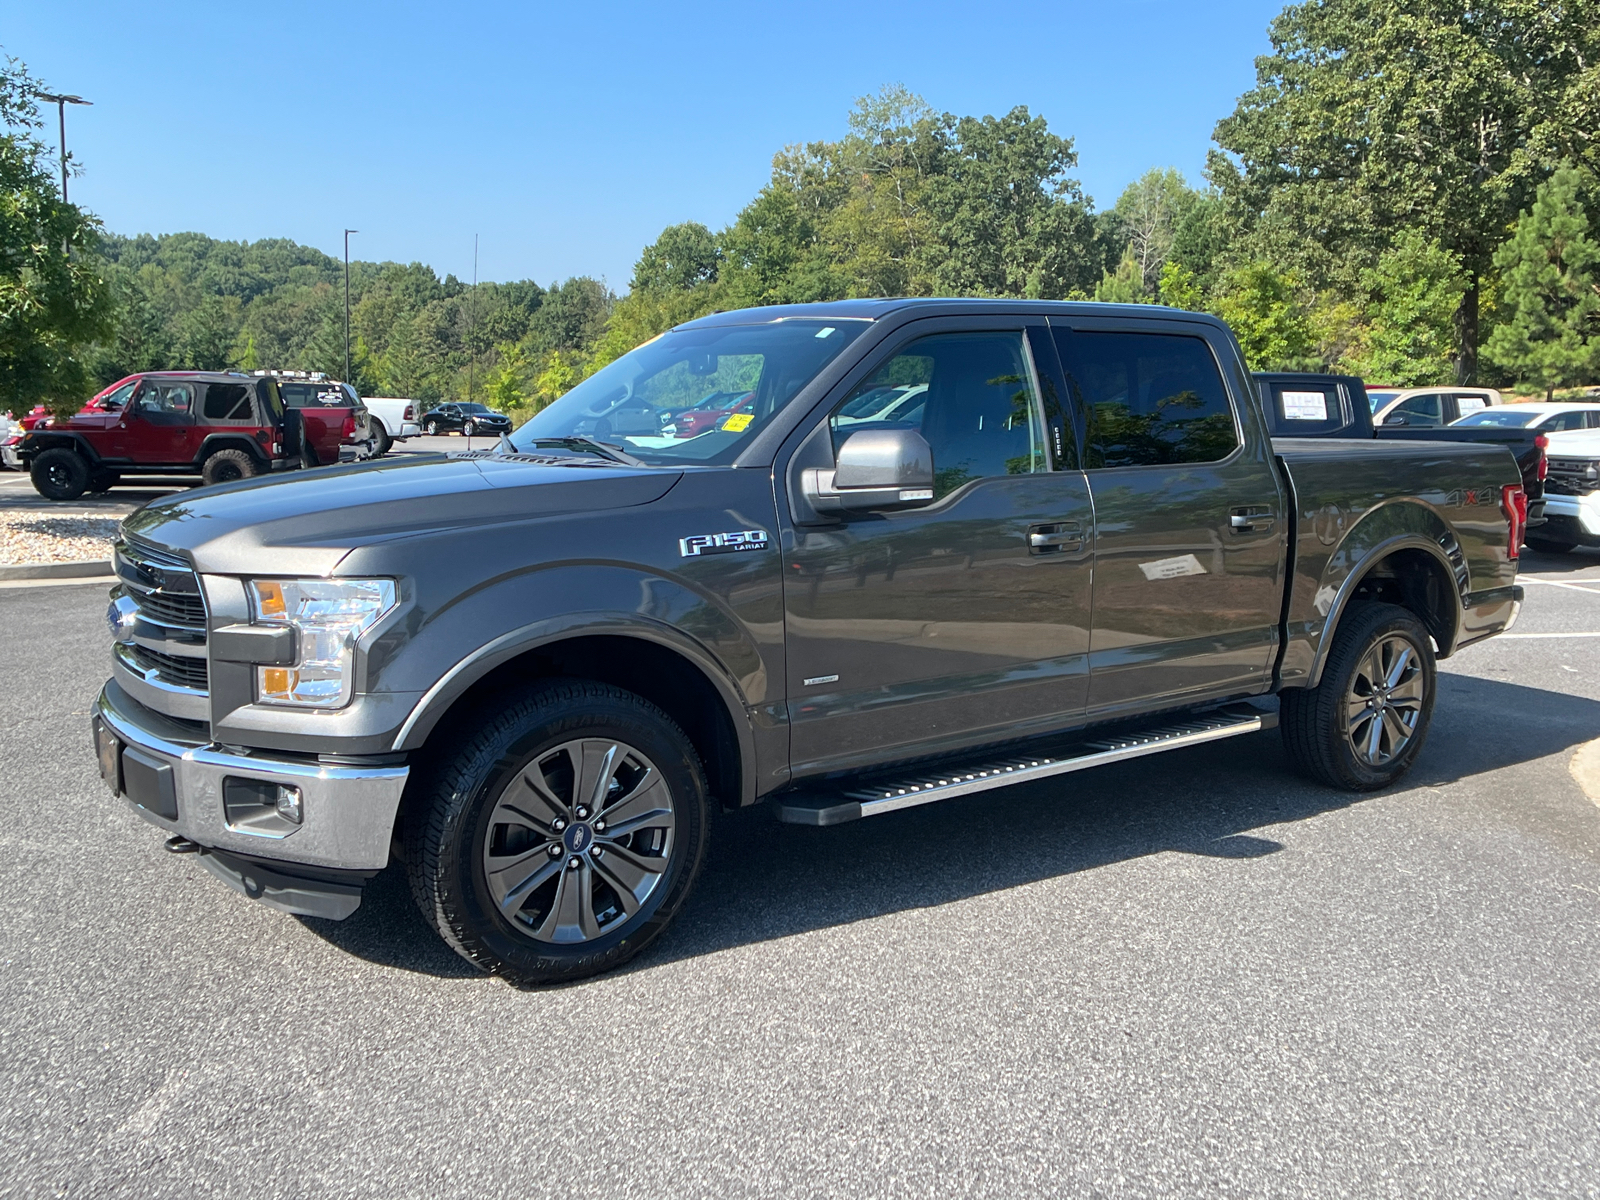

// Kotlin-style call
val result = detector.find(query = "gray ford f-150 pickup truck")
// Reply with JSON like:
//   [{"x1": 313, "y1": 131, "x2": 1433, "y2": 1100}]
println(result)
[{"x1": 93, "y1": 299, "x2": 1527, "y2": 984}]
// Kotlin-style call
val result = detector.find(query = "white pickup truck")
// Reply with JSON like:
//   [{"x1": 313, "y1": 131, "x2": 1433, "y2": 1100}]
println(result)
[{"x1": 362, "y1": 398, "x2": 423, "y2": 455}]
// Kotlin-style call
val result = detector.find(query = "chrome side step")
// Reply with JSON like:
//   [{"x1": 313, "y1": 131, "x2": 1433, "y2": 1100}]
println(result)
[{"x1": 774, "y1": 706, "x2": 1276, "y2": 826}]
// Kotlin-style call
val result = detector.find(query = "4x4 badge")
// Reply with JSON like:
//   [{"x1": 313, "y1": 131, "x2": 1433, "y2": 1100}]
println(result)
[{"x1": 679, "y1": 529, "x2": 770, "y2": 558}]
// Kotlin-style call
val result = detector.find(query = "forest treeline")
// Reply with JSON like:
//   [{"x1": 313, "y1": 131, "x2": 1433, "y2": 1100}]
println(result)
[{"x1": 4, "y1": 1, "x2": 1598, "y2": 419}]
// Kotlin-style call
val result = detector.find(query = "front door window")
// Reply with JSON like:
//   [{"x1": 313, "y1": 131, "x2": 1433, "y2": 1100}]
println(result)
[{"x1": 830, "y1": 332, "x2": 1046, "y2": 497}]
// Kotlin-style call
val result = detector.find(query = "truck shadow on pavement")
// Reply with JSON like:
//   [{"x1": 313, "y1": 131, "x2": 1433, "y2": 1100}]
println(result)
[{"x1": 303, "y1": 674, "x2": 1600, "y2": 982}]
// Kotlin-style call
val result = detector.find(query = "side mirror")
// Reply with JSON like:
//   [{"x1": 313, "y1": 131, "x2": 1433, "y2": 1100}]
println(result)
[
  {"x1": 802, "y1": 428, "x2": 935, "y2": 513},
  {"x1": 1383, "y1": 414, "x2": 1408, "y2": 426}
]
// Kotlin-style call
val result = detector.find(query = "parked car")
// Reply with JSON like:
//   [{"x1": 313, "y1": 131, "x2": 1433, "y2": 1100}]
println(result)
[
  {"x1": 1368, "y1": 386, "x2": 1503, "y2": 426},
  {"x1": 1526, "y1": 429, "x2": 1600, "y2": 553},
  {"x1": 1452, "y1": 402, "x2": 1600, "y2": 434},
  {"x1": 662, "y1": 390, "x2": 753, "y2": 438},
  {"x1": 267, "y1": 374, "x2": 378, "y2": 462},
  {"x1": 93, "y1": 299, "x2": 1525, "y2": 986},
  {"x1": 361, "y1": 397, "x2": 423, "y2": 454},
  {"x1": 1256, "y1": 372, "x2": 1547, "y2": 528},
  {"x1": 16, "y1": 371, "x2": 308, "y2": 500},
  {"x1": 419, "y1": 402, "x2": 513, "y2": 437},
  {"x1": 0, "y1": 414, "x2": 20, "y2": 470}
]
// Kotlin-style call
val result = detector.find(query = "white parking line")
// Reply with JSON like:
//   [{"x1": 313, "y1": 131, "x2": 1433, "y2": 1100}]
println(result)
[
  {"x1": 1498, "y1": 632, "x2": 1600, "y2": 639},
  {"x1": 1520, "y1": 578, "x2": 1600, "y2": 594}
]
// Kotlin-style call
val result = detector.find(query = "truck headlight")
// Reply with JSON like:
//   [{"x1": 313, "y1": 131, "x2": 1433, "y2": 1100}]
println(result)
[{"x1": 249, "y1": 579, "x2": 396, "y2": 708}]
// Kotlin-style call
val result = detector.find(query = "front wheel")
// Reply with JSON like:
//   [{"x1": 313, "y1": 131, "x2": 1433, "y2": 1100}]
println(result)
[
  {"x1": 463, "y1": 420, "x2": 475, "y2": 437},
  {"x1": 29, "y1": 448, "x2": 89, "y2": 501},
  {"x1": 1281, "y1": 602, "x2": 1436, "y2": 791},
  {"x1": 405, "y1": 681, "x2": 710, "y2": 985}
]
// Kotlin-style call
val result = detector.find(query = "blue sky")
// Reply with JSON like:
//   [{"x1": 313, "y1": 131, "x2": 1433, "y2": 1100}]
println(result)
[{"x1": 11, "y1": 1, "x2": 1281, "y2": 288}]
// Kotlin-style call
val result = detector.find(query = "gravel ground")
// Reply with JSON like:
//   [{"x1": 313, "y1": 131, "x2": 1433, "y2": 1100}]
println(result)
[
  {"x1": 1, "y1": 552, "x2": 1598, "y2": 1198},
  {"x1": 0, "y1": 511, "x2": 119, "y2": 564}
]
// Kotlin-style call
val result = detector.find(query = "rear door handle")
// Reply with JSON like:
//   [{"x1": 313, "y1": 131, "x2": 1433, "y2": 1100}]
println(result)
[
  {"x1": 1230, "y1": 507, "x2": 1275, "y2": 534},
  {"x1": 1028, "y1": 522, "x2": 1083, "y2": 554}
]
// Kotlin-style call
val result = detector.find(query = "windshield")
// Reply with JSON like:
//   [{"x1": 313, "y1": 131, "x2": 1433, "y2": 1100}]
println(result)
[
  {"x1": 509, "y1": 318, "x2": 869, "y2": 464},
  {"x1": 1453, "y1": 410, "x2": 1537, "y2": 428}
]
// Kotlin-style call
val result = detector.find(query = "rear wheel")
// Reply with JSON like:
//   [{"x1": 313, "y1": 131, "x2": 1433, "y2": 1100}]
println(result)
[
  {"x1": 463, "y1": 420, "x2": 476, "y2": 437},
  {"x1": 1525, "y1": 535, "x2": 1575, "y2": 555},
  {"x1": 1281, "y1": 602, "x2": 1436, "y2": 791},
  {"x1": 405, "y1": 681, "x2": 710, "y2": 985},
  {"x1": 201, "y1": 448, "x2": 258, "y2": 486},
  {"x1": 29, "y1": 448, "x2": 89, "y2": 501},
  {"x1": 425, "y1": 419, "x2": 439, "y2": 436},
  {"x1": 371, "y1": 423, "x2": 392, "y2": 457}
]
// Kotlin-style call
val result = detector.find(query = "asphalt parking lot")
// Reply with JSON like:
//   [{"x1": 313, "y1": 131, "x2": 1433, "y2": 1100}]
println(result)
[{"x1": 2, "y1": 551, "x2": 1599, "y2": 1198}]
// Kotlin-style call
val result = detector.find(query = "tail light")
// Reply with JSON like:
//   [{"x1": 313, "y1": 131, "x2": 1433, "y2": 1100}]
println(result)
[
  {"x1": 341, "y1": 413, "x2": 357, "y2": 440},
  {"x1": 403, "y1": 404, "x2": 414, "y2": 421},
  {"x1": 1535, "y1": 433, "x2": 1549, "y2": 482},
  {"x1": 1501, "y1": 483, "x2": 1527, "y2": 560}
]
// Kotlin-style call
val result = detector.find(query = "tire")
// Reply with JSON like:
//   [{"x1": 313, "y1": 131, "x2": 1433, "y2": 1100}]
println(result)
[
  {"x1": 1281, "y1": 602, "x2": 1436, "y2": 791},
  {"x1": 87, "y1": 470, "x2": 119, "y2": 495},
  {"x1": 1525, "y1": 536, "x2": 1575, "y2": 555},
  {"x1": 200, "y1": 448, "x2": 258, "y2": 486},
  {"x1": 463, "y1": 420, "x2": 475, "y2": 437},
  {"x1": 405, "y1": 681, "x2": 710, "y2": 985},
  {"x1": 425, "y1": 419, "x2": 439, "y2": 436},
  {"x1": 29, "y1": 448, "x2": 90, "y2": 501},
  {"x1": 371, "y1": 423, "x2": 392, "y2": 457}
]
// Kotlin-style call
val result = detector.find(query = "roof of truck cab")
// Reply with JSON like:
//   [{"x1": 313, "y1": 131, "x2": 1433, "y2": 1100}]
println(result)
[{"x1": 676, "y1": 298, "x2": 1228, "y2": 329}]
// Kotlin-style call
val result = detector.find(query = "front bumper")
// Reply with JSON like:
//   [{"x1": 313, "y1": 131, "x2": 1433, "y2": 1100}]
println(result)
[
  {"x1": 94, "y1": 679, "x2": 408, "y2": 886},
  {"x1": 1541, "y1": 493, "x2": 1600, "y2": 541}
]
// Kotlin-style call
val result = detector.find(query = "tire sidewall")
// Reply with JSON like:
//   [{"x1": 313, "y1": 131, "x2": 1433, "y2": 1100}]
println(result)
[
  {"x1": 202, "y1": 450, "x2": 256, "y2": 486},
  {"x1": 1320, "y1": 605, "x2": 1437, "y2": 789},
  {"x1": 430, "y1": 689, "x2": 709, "y2": 981}
]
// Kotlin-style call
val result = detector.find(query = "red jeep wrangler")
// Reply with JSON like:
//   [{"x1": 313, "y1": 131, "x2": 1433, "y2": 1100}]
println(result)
[{"x1": 18, "y1": 372, "x2": 325, "y2": 501}]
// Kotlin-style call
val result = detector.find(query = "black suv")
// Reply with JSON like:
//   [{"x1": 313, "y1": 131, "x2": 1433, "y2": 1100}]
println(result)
[{"x1": 419, "y1": 402, "x2": 512, "y2": 437}]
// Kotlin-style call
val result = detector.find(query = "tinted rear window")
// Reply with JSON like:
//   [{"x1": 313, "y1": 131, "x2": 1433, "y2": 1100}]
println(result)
[
  {"x1": 1054, "y1": 330, "x2": 1239, "y2": 467},
  {"x1": 203, "y1": 383, "x2": 253, "y2": 420}
]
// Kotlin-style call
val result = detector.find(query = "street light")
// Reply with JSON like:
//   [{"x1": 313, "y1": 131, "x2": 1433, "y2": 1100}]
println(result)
[
  {"x1": 32, "y1": 91, "x2": 92, "y2": 203},
  {"x1": 343, "y1": 229, "x2": 358, "y2": 384}
]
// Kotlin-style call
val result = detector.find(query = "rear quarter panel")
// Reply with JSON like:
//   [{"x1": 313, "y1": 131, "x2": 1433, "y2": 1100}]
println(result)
[{"x1": 1274, "y1": 438, "x2": 1521, "y2": 687}]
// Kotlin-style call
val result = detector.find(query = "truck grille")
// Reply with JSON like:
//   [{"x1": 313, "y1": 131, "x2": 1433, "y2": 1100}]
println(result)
[
  {"x1": 1547, "y1": 458, "x2": 1599, "y2": 496},
  {"x1": 113, "y1": 539, "x2": 209, "y2": 703}
]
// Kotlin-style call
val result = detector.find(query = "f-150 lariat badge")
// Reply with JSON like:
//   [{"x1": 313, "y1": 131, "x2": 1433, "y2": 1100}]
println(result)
[{"x1": 679, "y1": 529, "x2": 770, "y2": 557}]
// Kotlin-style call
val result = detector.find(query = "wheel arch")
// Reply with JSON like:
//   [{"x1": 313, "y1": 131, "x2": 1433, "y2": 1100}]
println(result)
[
  {"x1": 21, "y1": 431, "x2": 100, "y2": 463},
  {"x1": 1308, "y1": 533, "x2": 1462, "y2": 689},
  {"x1": 195, "y1": 433, "x2": 270, "y2": 468},
  {"x1": 394, "y1": 623, "x2": 753, "y2": 811}
]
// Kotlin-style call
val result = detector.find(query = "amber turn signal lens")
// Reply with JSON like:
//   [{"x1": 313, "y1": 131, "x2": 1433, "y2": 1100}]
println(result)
[
  {"x1": 260, "y1": 667, "x2": 292, "y2": 695},
  {"x1": 252, "y1": 580, "x2": 286, "y2": 619}
]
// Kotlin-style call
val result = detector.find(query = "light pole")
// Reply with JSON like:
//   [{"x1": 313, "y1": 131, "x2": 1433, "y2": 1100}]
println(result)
[
  {"x1": 33, "y1": 91, "x2": 92, "y2": 202},
  {"x1": 343, "y1": 229, "x2": 358, "y2": 384}
]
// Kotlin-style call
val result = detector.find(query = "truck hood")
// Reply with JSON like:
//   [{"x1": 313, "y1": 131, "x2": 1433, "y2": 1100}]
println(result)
[
  {"x1": 1544, "y1": 429, "x2": 1600, "y2": 455},
  {"x1": 121, "y1": 453, "x2": 683, "y2": 576}
]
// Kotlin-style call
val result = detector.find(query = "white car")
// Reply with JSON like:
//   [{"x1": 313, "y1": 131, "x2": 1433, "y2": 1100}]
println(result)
[
  {"x1": 362, "y1": 397, "x2": 423, "y2": 454},
  {"x1": 1368, "y1": 386, "x2": 1503, "y2": 427},
  {"x1": 1451, "y1": 401, "x2": 1600, "y2": 434},
  {"x1": 1531, "y1": 428, "x2": 1600, "y2": 553},
  {"x1": 0, "y1": 414, "x2": 19, "y2": 470}
]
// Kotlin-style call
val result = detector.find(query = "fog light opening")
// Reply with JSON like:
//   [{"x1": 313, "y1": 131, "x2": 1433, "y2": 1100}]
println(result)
[{"x1": 275, "y1": 784, "x2": 303, "y2": 825}]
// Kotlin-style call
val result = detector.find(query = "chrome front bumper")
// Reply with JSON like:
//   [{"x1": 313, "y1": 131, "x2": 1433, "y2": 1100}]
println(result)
[{"x1": 94, "y1": 680, "x2": 408, "y2": 874}]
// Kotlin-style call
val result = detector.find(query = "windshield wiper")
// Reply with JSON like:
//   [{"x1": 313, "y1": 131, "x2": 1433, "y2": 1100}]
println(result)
[{"x1": 525, "y1": 436, "x2": 644, "y2": 466}]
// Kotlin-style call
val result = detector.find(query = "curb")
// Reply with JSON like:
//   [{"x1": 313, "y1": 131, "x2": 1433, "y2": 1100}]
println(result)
[
  {"x1": 0, "y1": 559, "x2": 113, "y2": 581},
  {"x1": 1571, "y1": 739, "x2": 1600, "y2": 809}
]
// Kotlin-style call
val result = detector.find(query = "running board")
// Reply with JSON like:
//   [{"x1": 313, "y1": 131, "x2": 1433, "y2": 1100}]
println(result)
[{"x1": 774, "y1": 706, "x2": 1277, "y2": 827}]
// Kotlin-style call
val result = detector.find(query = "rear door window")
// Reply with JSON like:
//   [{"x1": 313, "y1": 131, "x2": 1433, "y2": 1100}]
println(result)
[
  {"x1": 1386, "y1": 394, "x2": 1443, "y2": 425},
  {"x1": 1052, "y1": 330, "x2": 1239, "y2": 467}
]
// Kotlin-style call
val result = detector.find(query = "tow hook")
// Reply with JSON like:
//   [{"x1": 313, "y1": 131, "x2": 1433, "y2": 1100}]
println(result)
[{"x1": 164, "y1": 835, "x2": 202, "y2": 855}]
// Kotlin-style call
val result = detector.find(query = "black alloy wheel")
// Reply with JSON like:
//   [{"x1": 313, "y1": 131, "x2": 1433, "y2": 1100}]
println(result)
[
  {"x1": 1281, "y1": 602, "x2": 1437, "y2": 791},
  {"x1": 29, "y1": 448, "x2": 90, "y2": 501},
  {"x1": 406, "y1": 681, "x2": 710, "y2": 985}
]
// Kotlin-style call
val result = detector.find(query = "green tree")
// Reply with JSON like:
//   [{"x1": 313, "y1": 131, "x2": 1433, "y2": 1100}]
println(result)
[
  {"x1": 1157, "y1": 261, "x2": 1207, "y2": 311},
  {"x1": 1212, "y1": 0, "x2": 1600, "y2": 381},
  {"x1": 484, "y1": 342, "x2": 531, "y2": 411},
  {"x1": 1485, "y1": 164, "x2": 1600, "y2": 398},
  {"x1": 1355, "y1": 231, "x2": 1468, "y2": 386},
  {"x1": 0, "y1": 53, "x2": 114, "y2": 416},
  {"x1": 1215, "y1": 263, "x2": 1316, "y2": 370}
]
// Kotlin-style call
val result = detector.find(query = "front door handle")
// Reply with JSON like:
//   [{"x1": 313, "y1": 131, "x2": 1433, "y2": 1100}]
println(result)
[
  {"x1": 1028, "y1": 522, "x2": 1083, "y2": 555},
  {"x1": 1230, "y1": 507, "x2": 1275, "y2": 534}
]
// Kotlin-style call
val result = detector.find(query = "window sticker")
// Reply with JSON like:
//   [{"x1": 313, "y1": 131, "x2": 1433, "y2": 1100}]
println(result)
[
  {"x1": 1457, "y1": 396, "x2": 1488, "y2": 414},
  {"x1": 1138, "y1": 553, "x2": 1207, "y2": 581},
  {"x1": 721, "y1": 412, "x2": 754, "y2": 432},
  {"x1": 1281, "y1": 390, "x2": 1329, "y2": 421}
]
